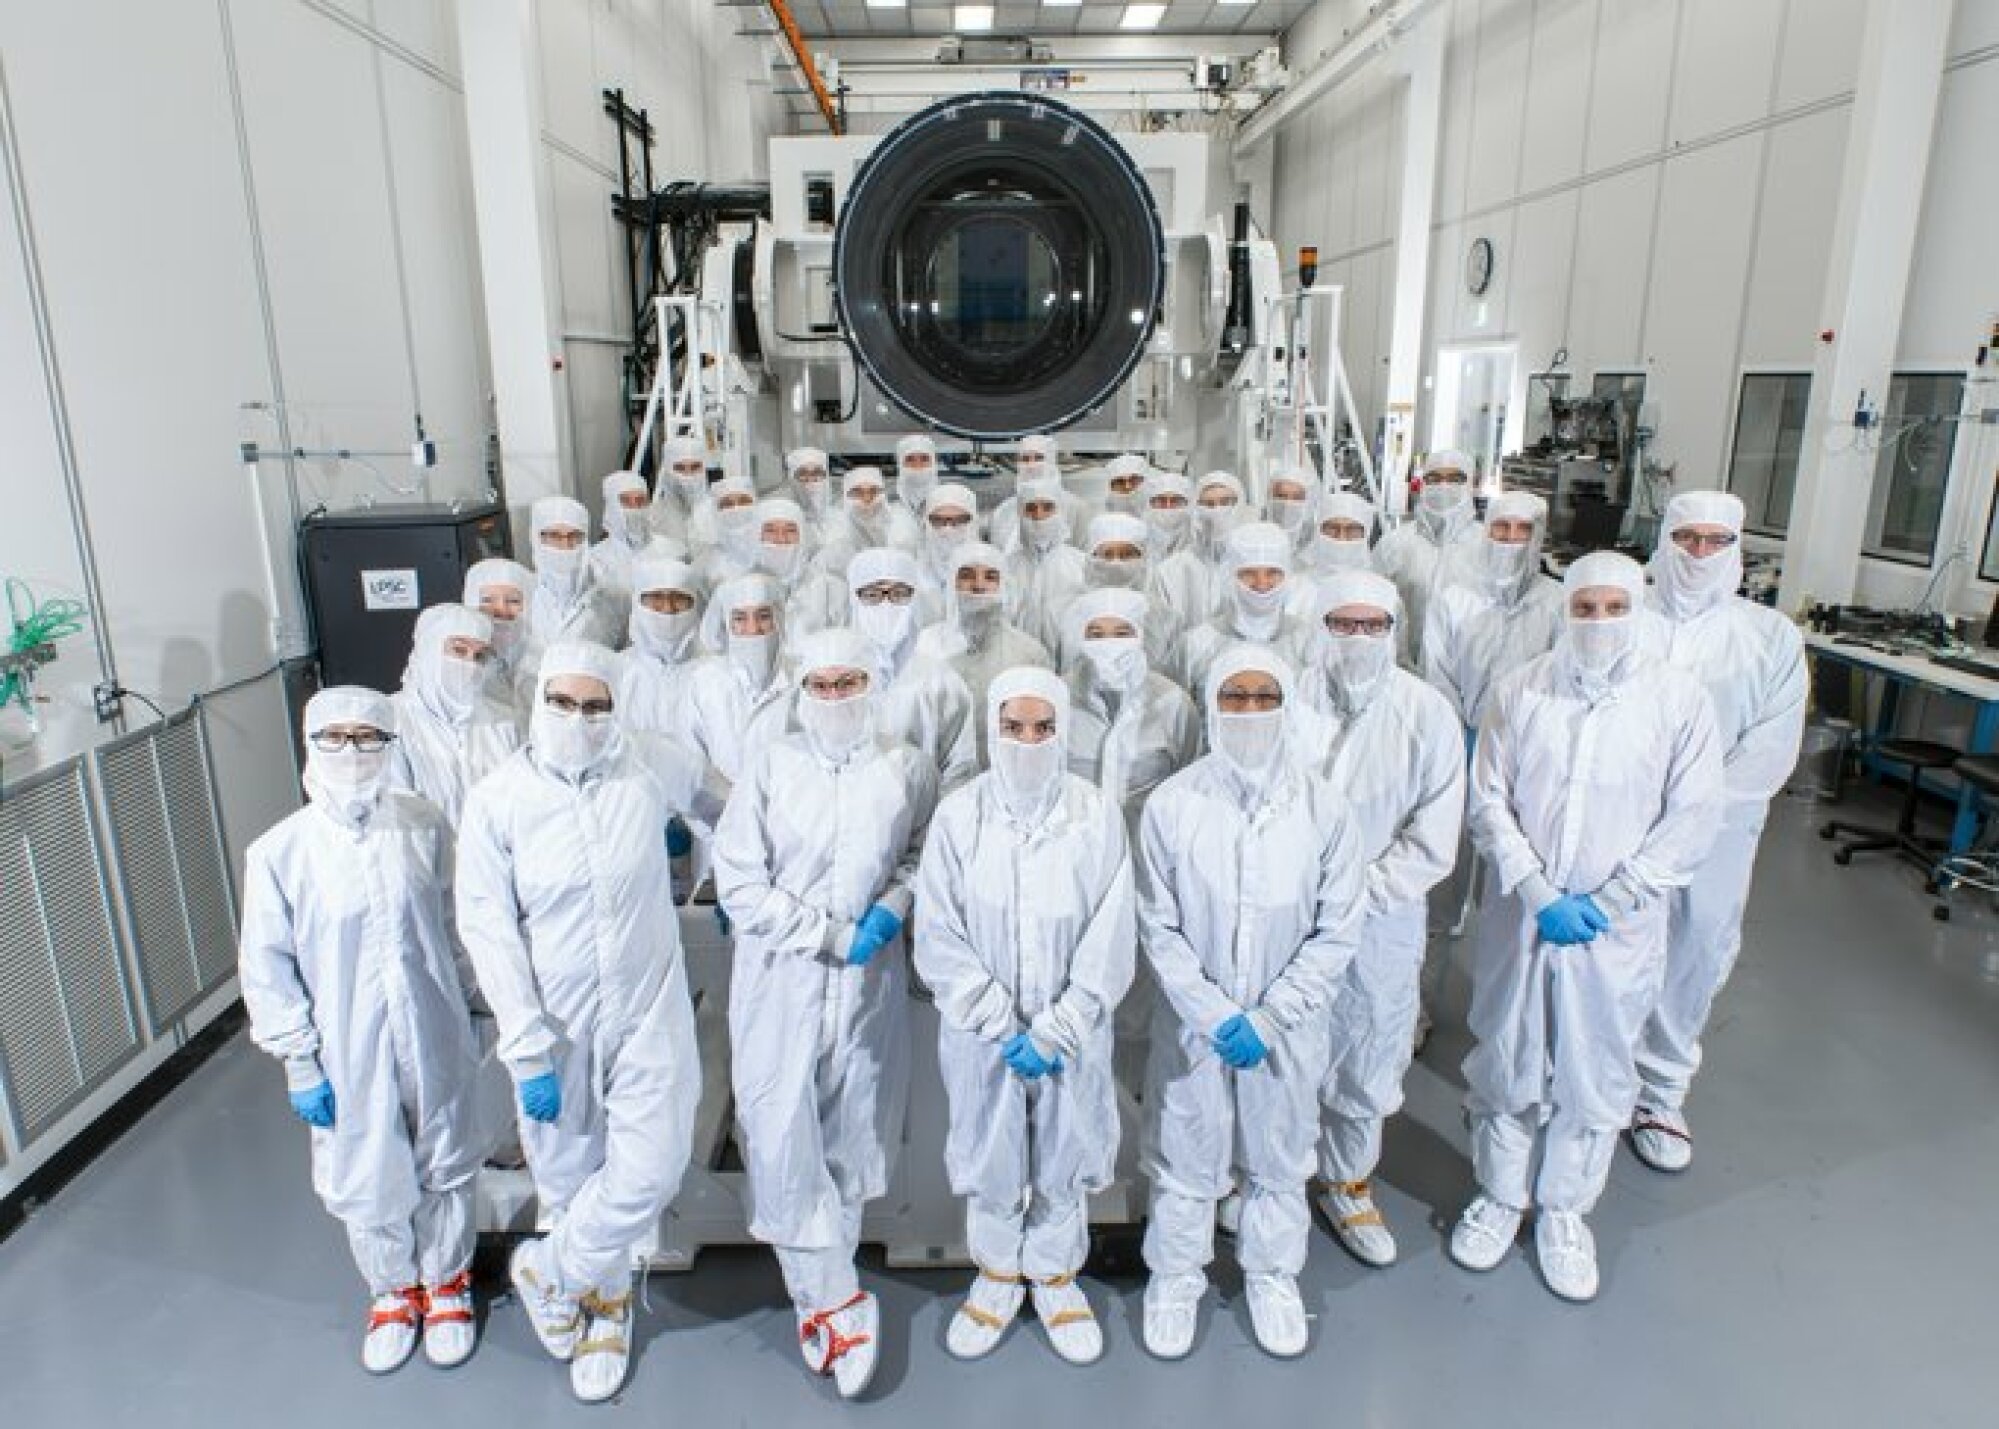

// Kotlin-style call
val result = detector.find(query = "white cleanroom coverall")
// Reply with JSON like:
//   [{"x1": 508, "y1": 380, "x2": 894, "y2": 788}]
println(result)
[
  {"x1": 1373, "y1": 450, "x2": 1482, "y2": 669},
  {"x1": 915, "y1": 667, "x2": 1136, "y2": 1279},
  {"x1": 681, "y1": 573, "x2": 798, "y2": 791},
  {"x1": 240, "y1": 686, "x2": 481, "y2": 1295},
  {"x1": 1177, "y1": 520, "x2": 1318, "y2": 695},
  {"x1": 914, "y1": 539, "x2": 1054, "y2": 764},
  {"x1": 847, "y1": 546, "x2": 979, "y2": 791},
  {"x1": 389, "y1": 603, "x2": 521, "y2": 826},
  {"x1": 1061, "y1": 589, "x2": 1201, "y2": 833},
  {"x1": 614, "y1": 555, "x2": 704, "y2": 747},
  {"x1": 1636, "y1": 490, "x2": 1807, "y2": 1116},
  {"x1": 1138, "y1": 647, "x2": 1367, "y2": 1281},
  {"x1": 713, "y1": 628, "x2": 939, "y2": 1312},
  {"x1": 1422, "y1": 489, "x2": 1565, "y2": 734},
  {"x1": 1299, "y1": 572, "x2": 1466, "y2": 1185},
  {"x1": 1464, "y1": 554, "x2": 1724, "y2": 1213},
  {"x1": 455, "y1": 642, "x2": 715, "y2": 1298},
  {"x1": 523, "y1": 495, "x2": 623, "y2": 670}
]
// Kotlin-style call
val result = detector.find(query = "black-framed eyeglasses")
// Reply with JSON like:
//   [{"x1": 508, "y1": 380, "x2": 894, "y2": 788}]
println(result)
[
  {"x1": 544, "y1": 692, "x2": 615, "y2": 722},
  {"x1": 1216, "y1": 687, "x2": 1284, "y2": 712},
  {"x1": 311, "y1": 729, "x2": 394, "y2": 754},
  {"x1": 856, "y1": 584, "x2": 916, "y2": 606},
  {"x1": 803, "y1": 673, "x2": 869, "y2": 699},
  {"x1": 1325, "y1": 614, "x2": 1395, "y2": 638},
  {"x1": 1671, "y1": 529, "x2": 1739, "y2": 554}
]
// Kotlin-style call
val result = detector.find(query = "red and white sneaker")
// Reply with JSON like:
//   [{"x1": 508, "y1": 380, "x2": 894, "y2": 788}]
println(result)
[
  {"x1": 361, "y1": 1285, "x2": 425, "y2": 1374},
  {"x1": 422, "y1": 1270, "x2": 477, "y2": 1368}
]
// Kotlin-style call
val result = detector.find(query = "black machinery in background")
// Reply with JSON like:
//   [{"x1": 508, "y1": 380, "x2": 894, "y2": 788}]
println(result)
[
  {"x1": 301, "y1": 502, "x2": 511, "y2": 692},
  {"x1": 1503, "y1": 366, "x2": 1655, "y2": 551}
]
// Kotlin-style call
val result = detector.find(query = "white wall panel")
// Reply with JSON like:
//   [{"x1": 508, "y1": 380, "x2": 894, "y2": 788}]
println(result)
[
  {"x1": 1949, "y1": 0, "x2": 1999, "y2": 59},
  {"x1": 1582, "y1": 0, "x2": 1677, "y2": 173},
  {"x1": 1898, "y1": 61, "x2": 1999, "y2": 360},
  {"x1": 373, "y1": 0, "x2": 458, "y2": 76},
  {"x1": 1668, "y1": 0, "x2": 1784, "y2": 143},
  {"x1": 1463, "y1": 0, "x2": 1533, "y2": 215},
  {"x1": 1516, "y1": 0, "x2": 1596, "y2": 196},
  {"x1": 1641, "y1": 136, "x2": 1762, "y2": 483},
  {"x1": 1774, "y1": 0, "x2": 1865, "y2": 109},
  {"x1": 1565, "y1": 166, "x2": 1656, "y2": 369},
  {"x1": 1502, "y1": 188, "x2": 1579, "y2": 373},
  {"x1": 1739, "y1": 106, "x2": 1847, "y2": 365},
  {"x1": 535, "y1": 0, "x2": 606, "y2": 161},
  {"x1": 1435, "y1": 0, "x2": 1482, "y2": 221}
]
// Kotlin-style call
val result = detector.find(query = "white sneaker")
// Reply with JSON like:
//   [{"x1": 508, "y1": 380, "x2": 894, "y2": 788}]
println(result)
[
  {"x1": 1629, "y1": 1106, "x2": 1694, "y2": 1173},
  {"x1": 1535, "y1": 1211, "x2": 1599, "y2": 1303},
  {"x1": 1141, "y1": 1272, "x2": 1205, "y2": 1361},
  {"x1": 1449, "y1": 1195, "x2": 1522, "y2": 1272},
  {"x1": 361, "y1": 1286, "x2": 424, "y2": 1374},
  {"x1": 1319, "y1": 1180, "x2": 1398, "y2": 1268},
  {"x1": 509, "y1": 1238, "x2": 581, "y2": 1362},
  {"x1": 421, "y1": 1270, "x2": 477, "y2": 1369},
  {"x1": 570, "y1": 1282, "x2": 635, "y2": 1403},
  {"x1": 945, "y1": 1272, "x2": 1025, "y2": 1360},
  {"x1": 800, "y1": 1291, "x2": 879, "y2": 1399},
  {"x1": 1030, "y1": 1275, "x2": 1104, "y2": 1366},
  {"x1": 1243, "y1": 1272, "x2": 1309, "y2": 1358},
  {"x1": 1216, "y1": 1190, "x2": 1242, "y2": 1237}
]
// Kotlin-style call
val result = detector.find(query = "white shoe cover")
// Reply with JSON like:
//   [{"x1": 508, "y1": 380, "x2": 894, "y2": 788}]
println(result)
[
  {"x1": 1141, "y1": 1272, "x2": 1205, "y2": 1361},
  {"x1": 509, "y1": 1239, "x2": 581, "y2": 1363},
  {"x1": 1535, "y1": 1211, "x2": 1599, "y2": 1303},
  {"x1": 361, "y1": 1289, "x2": 423, "y2": 1375},
  {"x1": 1244, "y1": 1273, "x2": 1309, "y2": 1359},
  {"x1": 1449, "y1": 1194, "x2": 1522, "y2": 1273},
  {"x1": 569, "y1": 1284, "x2": 634, "y2": 1403},
  {"x1": 421, "y1": 1272, "x2": 477, "y2": 1369},
  {"x1": 1030, "y1": 1277, "x2": 1103, "y2": 1366},
  {"x1": 1629, "y1": 1106, "x2": 1694, "y2": 1173},
  {"x1": 946, "y1": 1273, "x2": 1024, "y2": 1360},
  {"x1": 1319, "y1": 1182, "x2": 1398, "y2": 1268}
]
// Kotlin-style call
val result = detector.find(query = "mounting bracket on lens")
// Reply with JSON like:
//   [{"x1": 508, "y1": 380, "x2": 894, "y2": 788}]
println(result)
[{"x1": 833, "y1": 93, "x2": 1165, "y2": 440}]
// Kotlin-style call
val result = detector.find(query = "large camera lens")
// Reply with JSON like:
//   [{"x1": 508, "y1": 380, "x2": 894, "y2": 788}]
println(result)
[{"x1": 834, "y1": 93, "x2": 1164, "y2": 439}]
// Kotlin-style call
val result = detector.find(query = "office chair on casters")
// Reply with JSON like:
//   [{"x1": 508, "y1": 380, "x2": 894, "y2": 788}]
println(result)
[
  {"x1": 1818, "y1": 737, "x2": 1960, "y2": 870},
  {"x1": 1929, "y1": 753, "x2": 1999, "y2": 922}
]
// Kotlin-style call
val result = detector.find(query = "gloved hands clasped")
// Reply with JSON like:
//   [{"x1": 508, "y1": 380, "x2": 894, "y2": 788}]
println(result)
[
  {"x1": 846, "y1": 903, "x2": 903, "y2": 967},
  {"x1": 518, "y1": 1071, "x2": 562, "y2": 1123},
  {"x1": 1001, "y1": 1032, "x2": 1063, "y2": 1080},
  {"x1": 1212, "y1": 1013, "x2": 1269, "y2": 1069},
  {"x1": 1536, "y1": 894, "x2": 1610, "y2": 946},
  {"x1": 289, "y1": 1080, "x2": 336, "y2": 1128}
]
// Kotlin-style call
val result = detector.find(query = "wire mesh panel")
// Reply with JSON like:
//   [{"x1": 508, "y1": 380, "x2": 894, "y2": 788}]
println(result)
[
  {"x1": 0, "y1": 760, "x2": 138, "y2": 1147},
  {"x1": 95, "y1": 708, "x2": 240, "y2": 1034}
]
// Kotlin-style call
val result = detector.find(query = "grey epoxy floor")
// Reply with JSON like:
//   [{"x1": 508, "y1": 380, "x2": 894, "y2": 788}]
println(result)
[{"x1": 5, "y1": 792, "x2": 1998, "y2": 1427}]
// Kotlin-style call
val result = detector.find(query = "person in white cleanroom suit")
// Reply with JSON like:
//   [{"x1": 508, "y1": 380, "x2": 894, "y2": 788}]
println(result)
[
  {"x1": 389, "y1": 603, "x2": 520, "y2": 825},
  {"x1": 1004, "y1": 476, "x2": 1089, "y2": 651},
  {"x1": 989, "y1": 433, "x2": 1086, "y2": 554},
  {"x1": 1177, "y1": 521, "x2": 1318, "y2": 695},
  {"x1": 615, "y1": 556, "x2": 705, "y2": 745},
  {"x1": 823, "y1": 465, "x2": 921, "y2": 573},
  {"x1": 1076, "y1": 512, "x2": 1183, "y2": 682},
  {"x1": 1631, "y1": 490, "x2": 1807, "y2": 1172},
  {"x1": 523, "y1": 496, "x2": 621, "y2": 675},
  {"x1": 589, "y1": 470, "x2": 665, "y2": 605},
  {"x1": 1264, "y1": 465, "x2": 1320, "y2": 555},
  {"x1": 848, "y1": 546, "x2": 979, "y2": 791},
  {"x1": 1374, "y1": 450, "x2": 1483, "y2": 669},
  {"x1": 894, "y1": 432, "x2": 942, "y2": 518},
  {"x1": 239, "y1": 687, "x2": 482, "y2": 1376},
  {"x1": 1137, "y1": 646, "x2": 1366, "y2": 1363},
  {"x1": 753, "y1": 496, "x2": 848, "y2": 639},
  {"x1": 649, "y1": 435, "x2": 712, "y2": 549},
  {"x1": 915, "y1": 666, "x2": 1136, "y2": 1366},
  {"x1": 1452, "y1": 552, "x2": 1723, "y2": 1305},
  {"x1": 1142, "y1": 473, "x2": 1210, "y2": 625},
  {"x1": 785, "y1": 445, "x2": 838, "y2": 542},
  {"x1": 1097, "y1": 452, "x2": 1153, "y2": 519},
  {"x1": 682, "y1": 573, "x2": 798, "y2": 792},
  {"x1": 1423, "y1": 489, "x2": 1565, "y2": 737},
  {"x1": 694, "y1": 475, "x2": 762, "y2": 587},
  {"x1": 1297, "y1": 572, "x2": 1465, "y2": 1269},
  {"x1": 917, "y1": 482, "x2": 982, "y2": 608},
  {"x1": 1062, "y1": 589, "x2": 1201, "y2": 834},
  {"x1": 1295, "y1": 490, "x2": 1377, "y2": 593},
  {"x1": 456, "y1": 641, "x2": 717, "y2": 1403},
  {"x1": 914, "y1": 540, "x2": 1053, "y2": 762},
  {"x1": 462, "y1": 557, "x2": 535, "y2": 716},
  {"x1": 713, "y1": 628, "x2": 938, "y2": 1400}
]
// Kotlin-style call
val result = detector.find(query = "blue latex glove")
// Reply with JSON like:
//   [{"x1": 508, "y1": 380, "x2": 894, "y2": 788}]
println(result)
[
  {"x1": 289, "y1": 1080, "x2": 336, "y2": 1129},
  {"x1": 846, "y1": 903, "x2": 904, "y2": 967},
  {"x1": 1212, "y1": 1014, "x2": 1269, "y2": 1070},
  {"x1": 666, "y1": 818, "x2": 693, "y2": 857},
  {"x1": 1001, "y1": 1032, "x2": 1063, "y2": 1080},
  {"x1": 518, "y1": 1072, "x2": 562, "y2": 1124},
  {"x1": 1536, "y1": 894, "x2": 1610, "y2": 946}
]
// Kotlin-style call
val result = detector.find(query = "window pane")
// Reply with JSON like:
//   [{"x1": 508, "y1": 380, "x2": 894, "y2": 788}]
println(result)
[
  {"x1": 1863, "y1": 372, "x2": 1964, "y2": 565},
  {"x1": 1725, "y1": 373, "x2": 1811, "y2": 534}
]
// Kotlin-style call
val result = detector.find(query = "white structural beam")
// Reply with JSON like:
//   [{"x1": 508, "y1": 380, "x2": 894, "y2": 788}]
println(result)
[
  {"x1": 1778, "y1": 0, "x2": 1955, "y2": 613},
  {"x1": 453, "y1": 0, "x2": 572, "y2": 526},
  {"x1": 1379, "y1": 8, "x2": 1443, "y2": 517},
  {"x1": 1233, "y1": 0, "x2": 1440, "y2": 154}
]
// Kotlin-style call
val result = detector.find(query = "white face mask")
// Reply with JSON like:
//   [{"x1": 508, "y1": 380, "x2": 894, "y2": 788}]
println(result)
[
  {"x1": 994, "y1": 735, "x2": 1065, "y2": 818},
  {"x1": 899, "y1": 467, "x2": 938, "y2": 510},
  {"x1": 1568, "y1": 613, "x2": 1637, "y2": 674},
  {"x1": 1213, "y1": 709, "x2": 1284, "y2": 779},
  {"x1": 532, "y1": 707, "x2": 615, "y2": 778},
  {"x1": 1018, "y1": 454, "x2": 1050, "y2": 479},
  {"x1": 537, "y1": 541, "x2": 585, "y2": 597},
  {"x1": 1657, "y1": 542, "x2": 1742, "y2": 616},
  {"x1": 798, "y1": 690, "x2": 870, "y2": 759},
  {"x1": 1147, "y1": 506, "x2": 1190, "y2": 542},
  {"x1": 716, "y1": 504, "x2": 757, "y2": 538},
  {"x1": 956, "y1": 589, "x2": 1003, "y2": 639},
  {"x1": 668, "y1": 469, "x2": 708, "y2": 505},
  {"x1": 1107, "y1": 486, "x2": 1145, "y2": 516},
  {"x1": 1323, "y1": 632, "x2": 1394, "y2": 707},
  {"x1": 435, "y1": 653, "x2": 488, "y2": 715},
  {"x1": 1088, "y1": 556, "x2": 1144, "y2": 590},
  {"x1": 1482, "y1": 537, "x2": 1533, "y2": 592},
  {"x1": 1314, "y1": 533, "x2": 1370, "y2": 571},
  {"x1": 1083, "y1": 636, "x2": 1146, "y2": 692},
  {"x1": 926, "y1": 524, "x2": 972, "y2": 567},
  {"x1": 848, "y1": 495, "x2": 887, "y2": 533},
  {"x1": 1420, "y1": 481, "x2": 1470, "y2": 517},
  {"x1": 1022, "y1": 513, "x2": 1064, "y2": 553},
  {"x1": 605, "y1": 503, "x2": 647, "y2": 548},
  {"x1": 1234, "y1": 579, "x2": 1289, "y2": 629},
  {"x1": 1270, "y1": 498, "x2": 1310, "y2": 534},
  {"x1": 795, "y1": 477, "x2": 832, "y2": 514},
  {"x1": 307, "y1": 746, "x2": 390, "y2": 821},
  {"x1": 856, "y1": 600, "x2": 915, "y2": 656},
  {"x1": 758, "y1": 541, "x2": 804, "y2": 582},
  {"x1": 486, "y1": 613, "x2": 522, "y2": 660},
  {"x1": 631, "y1": 605, "x2": 697, "y2": 660},
  {"x1": 1195, "y1": 503, "x2": 1242, "y2": 549},
  {"x1": 728, "y1": 629, "x2": 778, "y2": 686}
]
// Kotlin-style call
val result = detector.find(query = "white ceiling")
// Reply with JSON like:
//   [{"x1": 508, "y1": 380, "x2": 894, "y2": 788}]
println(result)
[{"x1": 781, "y1": 1, "x2": 1312, "y2": 40}]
